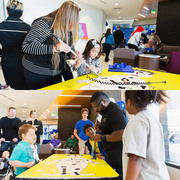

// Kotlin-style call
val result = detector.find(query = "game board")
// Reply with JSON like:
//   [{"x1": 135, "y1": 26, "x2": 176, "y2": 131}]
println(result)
[
  {"x1": 41, "y1": 68, "x2": 180, "y2": 90},
  {"x1": 16, "y1": 154, "x2": 119, "y2": 179}
]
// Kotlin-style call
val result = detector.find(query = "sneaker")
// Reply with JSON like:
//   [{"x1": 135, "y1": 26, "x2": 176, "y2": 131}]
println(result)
[{"x1": 0, "y1": 84, "x2": 9, "y2": 90}]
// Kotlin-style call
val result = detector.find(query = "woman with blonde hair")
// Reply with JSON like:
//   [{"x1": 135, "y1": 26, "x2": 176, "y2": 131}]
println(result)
[{"x1": 22, "y1": 1, "x2": 82, "y2": 89}]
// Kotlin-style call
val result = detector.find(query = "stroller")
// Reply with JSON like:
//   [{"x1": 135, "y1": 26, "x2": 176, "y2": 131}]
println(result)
[{"x1": 0, "y1": 158, "x2": 14, "y2": 180}]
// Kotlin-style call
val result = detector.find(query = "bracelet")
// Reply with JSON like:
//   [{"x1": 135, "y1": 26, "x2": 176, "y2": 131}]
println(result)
[{"x1": 101, "y1": 134, "x2": 106, "y2": 141}]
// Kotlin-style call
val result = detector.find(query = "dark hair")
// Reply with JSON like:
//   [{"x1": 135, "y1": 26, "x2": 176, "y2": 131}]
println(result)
[
  {"x1": 90, "y1": 91, "x2": 109, "y2": 103},
  {"x1": 81, "y1": 108, "x2": 89, "y2": 114},
  {"x1": 105, "y1": 28, "x2": 111, "y2": 37},
  {"x1": 82, "y1": 39, "x2": 101, "y2": 60},
  {"x1": 30, "y1": 110, "x2": 36, "y2": 116},
  {"x1": 83, "y1": 124, "x2": 93, "y2": 134},
  {"x1": 141, "y1": 33, "x2": 146, "y2": 37},
  {"x1": 8, "y1": 107, "x2": 16, "y2": 111},
  {"x1": 125, "y1": 90, "x2": 169, "y2": 108}
]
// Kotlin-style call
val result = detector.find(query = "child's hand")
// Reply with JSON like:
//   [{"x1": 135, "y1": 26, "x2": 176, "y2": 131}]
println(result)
[
  {"x1": 72, "y1": 50, "x2": 82, "y2": 59},
  {"x1": 89, "y1": 65, "x2": 98, "y2": 73},
  {"x1": 74, "y1": 57, "x2": 84, "y2": 69},
  {"x1": 27, "y1": 161, "x2": 34, "y2": 168}
]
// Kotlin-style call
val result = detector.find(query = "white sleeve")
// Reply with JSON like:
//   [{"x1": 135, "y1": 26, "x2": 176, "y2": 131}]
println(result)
[{"x1": 123, "y1": 119, "x2": 149, "y2": 159}]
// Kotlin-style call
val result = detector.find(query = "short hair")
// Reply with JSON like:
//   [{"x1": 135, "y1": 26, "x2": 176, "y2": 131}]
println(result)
[
  {"x1": 90, "y1": 91, "x2": 109, "y2": 103},
  {"x1": 6, "y1": 0, "x2": 23, "y2": 11},
  {"x1": 125, "y1": 90, "x2": 169, "y2": 108},
  {"x1": 30, "y1": 110, "x2": 36, "y2": 116},
  {"x1": 18, "y1": 124, "x2": 36, "y2": 139},
  {"x1": 8, "y1": 107, "x2": 16, "y2": 111},
  {"x1": 81, "y1": 108, "x2": 89, "y2": 114},
  {"x1": 83, "y1": 124, "x2": 93, "y2": 134},
  {"x1": 117, "y1": 26, "x2": 120, "y2": 29}
]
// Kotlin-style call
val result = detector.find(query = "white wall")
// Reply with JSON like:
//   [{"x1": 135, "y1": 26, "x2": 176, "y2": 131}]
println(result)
[
  {"x1": 3, "y1": 0, "x2": 106, "y2": 53},
  {"x1": 0, "y1": 103, "x2": 8, "y2": 117}
]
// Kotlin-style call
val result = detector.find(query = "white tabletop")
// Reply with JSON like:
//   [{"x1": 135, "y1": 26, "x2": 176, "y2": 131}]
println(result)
[{"x1": 139, "y1": 54, "x2": 160, "y2": 58}]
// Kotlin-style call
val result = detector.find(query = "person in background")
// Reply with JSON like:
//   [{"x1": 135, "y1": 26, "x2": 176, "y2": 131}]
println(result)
[
  {"x1": 90, "y1": 91, "x2": 128, "y2": 180},
  {"x1": 18, "y1": 110, "x2": 43, "y2": 154},
  {"x1": 128, "y1": 26, "x2": 144, "y2": 51},
  {"x1": 103, "y1": 28, "x2": 115, "y2": 62},
  {"x1": 65, "y1": 134, "x2": 78, "y2": 151},
  {"x1": 49, "y1": 134, "x2": 62, "y2": 149},
  {"x1": 123, "y1": 90, "x2": 170, "y2": 180},
  {"x1": 0, "y1": 0, "x2": 30, "y2": 89},
  {"x1": 113, "y1": 26, "x2": 124, "y2": 48},
  {"x1": 0, "y1": 151, "x2": 10, "y2": 170},
  {"x1": 144, "y1": 39, "x2": 155, "y2": 54},
  {"x1": 0, "y1": 107, "x2": 21, "y2": 153},
  {"x1": 73, "y1": 39, "x2": 102, "y2": 77},
  {"x1": 84, "y1": 124, "x2": 105, "y2": 160},
  {"x1": 74, "y1": 108, "x2": 94, "y2": 154},
  {"x1": 22, "y1": 1, "x2": 81, "y2": 89},
  {"x1": 9, "y1": 124, "x2": 35, "y2": 177},
  {"x1": 31, "y1": 139, "x2": 41, "y2": 164}
]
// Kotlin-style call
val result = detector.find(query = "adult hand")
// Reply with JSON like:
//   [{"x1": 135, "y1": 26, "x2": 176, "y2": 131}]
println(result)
[
  {"x1": 54, "y1": 42, "x2": 71, "y2": 53},
  {"x1": 74, "y1": 57, "x2": 84, "y2": 69},
  {"x1": 0, "y1": 138, "x2": 5, "y2": 142},
  {"x1": 27, "y1": 161, "x2": 34, "y2": 168},
  {"x1": 12, "y1": 138, "x2": 18, "y2": 143},
  {"x1": 92, "y1": 134, "x2": 101, "y2": 141}
]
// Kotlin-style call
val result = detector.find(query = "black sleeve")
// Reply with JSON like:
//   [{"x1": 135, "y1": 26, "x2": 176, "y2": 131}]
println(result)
[
  {"x1": 111, "y1": 108, "x2": 127, "y2": 131},
  {"x1": 18, "y1": 120, "x2": 27, "y2": 127},
  {"x1": 36, "y1": 120, "x2": 43, "y2": 136},
  {"x1": 0, "y1": 118, "x2": 3, "y2": 138}
]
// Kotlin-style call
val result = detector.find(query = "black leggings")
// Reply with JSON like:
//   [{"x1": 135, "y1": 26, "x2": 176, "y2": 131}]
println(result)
[
  {"x1": 128, "y1": 43, "x2": 139, "y2": 51},
  {"x1": 23, "y1": 68, "x2": 62, "y2": 90},
  {"x1": 103, "y1": 43, "x2": 112, "y2": 61}
]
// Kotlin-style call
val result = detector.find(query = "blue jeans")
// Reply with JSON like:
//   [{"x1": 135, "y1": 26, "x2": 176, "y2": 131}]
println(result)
[
  {"x1": 36, "y1": 143, "x2": 40, "y2": 155},
  {"x1": 0, "y1": 141, "x2": 16, "y2": 151}
]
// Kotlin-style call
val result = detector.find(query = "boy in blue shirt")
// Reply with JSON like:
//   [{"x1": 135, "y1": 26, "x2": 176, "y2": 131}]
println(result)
[
  {"x1": 84, "y1": 124, "x2": 105, "y2": 160},
  {"x1": 9, "y1": 124, "x2": 36, "y2": 176},
  {"x1": 74, "y1": 108, "x2": 93, "y2": 154}
]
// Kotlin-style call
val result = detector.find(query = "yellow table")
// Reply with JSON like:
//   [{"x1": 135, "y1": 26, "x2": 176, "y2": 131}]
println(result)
[
  {"x1": 16, "y1": 154, "x2": 119, "y2": 180},
  {"x1": 41, "y1": 68, "x2": 180, "y2": 90}
]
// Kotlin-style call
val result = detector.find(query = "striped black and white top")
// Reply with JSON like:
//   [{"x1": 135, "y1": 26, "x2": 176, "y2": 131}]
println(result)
[{"x1": 22, "y1": 16, "x2": 65, "y2": 76}]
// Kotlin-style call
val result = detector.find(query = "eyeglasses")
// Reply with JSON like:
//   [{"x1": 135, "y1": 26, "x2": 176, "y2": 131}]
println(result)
[{"x1": 92, "y1": 100, "x2": 102, "y2": 109}]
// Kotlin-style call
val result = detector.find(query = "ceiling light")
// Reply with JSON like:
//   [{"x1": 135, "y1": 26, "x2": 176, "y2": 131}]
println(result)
[
  {"x1": 59, "y1": 95, "x2": 91, "y2": 97},
  {"x1": 53, "y1": 105, "x2": 82, "y2": 107},
  {"x1": 41, "y1": 115, "x2": 46, "y2": 118},
  {"x1": 23, "y1": 110, "x2": 26, "y2": 113},
  {"x1": 115, "y1": 3, "x2": 118, "y2": 6},
  {"x1": 117, "y1": 12, "x2": 120, "y2": 14},
  {"x1": 143, "y1": 6, "x2": 149, "y2": 11},
  {"x1": 24, "y1": 91, "x2": 29, "y2": 93},
  {"x1": 24, "y1": 103, "x2": 27, "y2": 106},
  {"x1": 138, "y1": 13, "x2": 145, "y2": 18},
  {"x1": 46, "y1": 109, "x2": 50, "y2": 113}
]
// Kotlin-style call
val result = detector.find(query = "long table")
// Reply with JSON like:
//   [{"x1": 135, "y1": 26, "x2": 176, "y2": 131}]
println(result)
[
  {"x1": 41, "y1": 68, "x2": 180, "y2": 90},
  {"x1": 16, "y1": 154, "x2": 119, "y2": 180}
]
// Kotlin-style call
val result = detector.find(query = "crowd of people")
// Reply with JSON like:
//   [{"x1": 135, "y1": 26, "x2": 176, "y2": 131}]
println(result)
[{"x1": 0, "y1": 90, "x2": 170, "y2": 180}]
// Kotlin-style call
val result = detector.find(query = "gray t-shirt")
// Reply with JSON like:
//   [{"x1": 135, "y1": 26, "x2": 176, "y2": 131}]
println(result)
[{"x1": 122, "y1": 109, "x2": 170, "y2": 180}]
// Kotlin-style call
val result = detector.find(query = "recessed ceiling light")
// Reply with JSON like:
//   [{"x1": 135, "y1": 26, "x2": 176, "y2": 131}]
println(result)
[
  {"x1": 53, "y1": 105, "x2": 82, "y2": 107},
  {"x1": 138, "y1": 13, "x2": 145, "y2": 18},
  {"x1": 59, "y1": 95, "x2": 91, "y2": 97},
  {"x1": 118, "y1": 16, "x2": 122, "y2": 19},
  {"x1": 24, "y1": 103, "x2": 27, "y2": 106},
  {"x1": 143, "y1": 6, "x2": 149, "y2": 11},
  {"x1": 23, "y1": 110, "x2": 26, "y2": 113},
  {"x1": 115, "y1": 3, "x2": 118, "y2": 6},
  {"x1": 117, "y1": 12, "x2": 120, "y2": 14},
  {"x1": 41, "y1": 115, "x2": 46, "y2": 118}
]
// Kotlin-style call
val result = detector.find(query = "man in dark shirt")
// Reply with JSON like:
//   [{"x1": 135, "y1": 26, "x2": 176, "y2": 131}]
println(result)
[
  {"x1": 90, "y1": 91, "x2": 128, "y2": 180},
  {"x1": 113, "y1": 26, "x2": 124, "y2": 48},
  {"x1": 0, "y1": 107, "x2": 21, "y2": 152}
]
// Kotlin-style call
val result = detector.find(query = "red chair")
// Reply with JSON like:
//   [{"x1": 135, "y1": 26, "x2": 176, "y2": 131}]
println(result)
[{"x1": 160, "y1": 51, "x2": 180, "y2": 74}]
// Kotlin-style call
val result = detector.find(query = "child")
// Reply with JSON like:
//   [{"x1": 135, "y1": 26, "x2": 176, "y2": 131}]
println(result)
[
  {"x1": 123, "y1": 90, "x2": 170, "y2": 180},
  {"x1": 84, "y1": 124, "x2": 105, "y2": 160},
  {"x1": 9, "y1": 124, "x2": 36, "y2": 177},
  {"x1": 73, "y1": 39, "x2": 102, "y2": 77},
  {"x1": 0, "y1": 151, "x2": 10, "y2": 170},
  {"x1": 31, "y1": 139, "x2": 41, "y2": 164}
]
